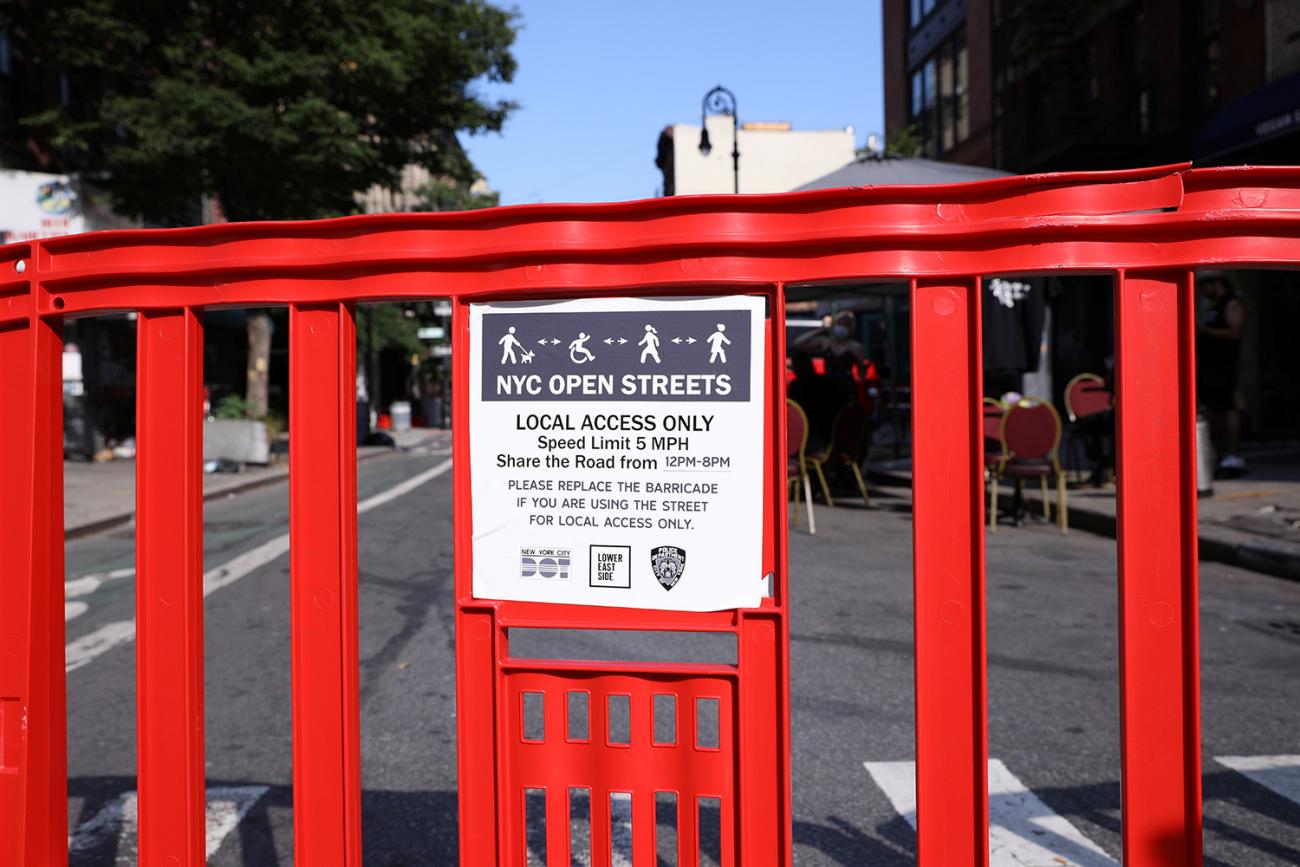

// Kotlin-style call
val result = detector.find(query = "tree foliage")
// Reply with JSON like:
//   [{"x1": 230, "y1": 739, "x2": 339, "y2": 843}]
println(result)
[{"x1": 2, "y1": 0, "x2": 518, "y2": 223}]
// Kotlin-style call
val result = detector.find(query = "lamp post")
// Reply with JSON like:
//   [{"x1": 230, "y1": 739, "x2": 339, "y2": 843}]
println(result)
[{"x1": 699, "y1": 85, "x2": 739, "y2": 193}]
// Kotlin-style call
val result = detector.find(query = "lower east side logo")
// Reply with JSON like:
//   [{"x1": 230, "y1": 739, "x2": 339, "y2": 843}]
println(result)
[
  {"x1": 520, "y1": 546, "x2": 571, "y2": 580},
  {"x1": 650, "y1": 546, "x2": 687, "y2": 591}
]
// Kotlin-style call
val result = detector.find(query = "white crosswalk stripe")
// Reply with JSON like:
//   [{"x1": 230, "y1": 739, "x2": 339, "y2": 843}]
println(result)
[
  {"x1": 69, "y1": 786, "x2": 268, "y2": 859},
  {"x1": 1215, "y1": 755, "x2": 1300, "y2": 804},
  {"x1": 865, "y1": 759, "x2": 1115, "y2": 866},
  {"x1": 867, "y1": 755, "x2": 1300, "y2": 865}
]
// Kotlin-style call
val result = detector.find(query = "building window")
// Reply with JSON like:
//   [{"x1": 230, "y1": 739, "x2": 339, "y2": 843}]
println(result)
[
  {"x1": 909, "y1": 0, "x2": 939, "y2": 30},
  {"x1": 955, "y1": 36, "x2": 969, "y2": 143},
  {"x1": 907, "y1": 28, "x2": 970, "y2": 157}
]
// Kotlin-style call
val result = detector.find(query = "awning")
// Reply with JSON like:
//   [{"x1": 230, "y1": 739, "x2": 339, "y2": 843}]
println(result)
[
  {"x1": 795, "y1": 155, "x2": 1010, "y2": 191},
  {"x1": 1192, "y1": 71, "x2": 1300, "y2": 163}
]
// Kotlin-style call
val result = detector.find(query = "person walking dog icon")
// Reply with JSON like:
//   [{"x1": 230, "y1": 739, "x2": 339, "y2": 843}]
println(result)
[
  {"x1": 498, "y1": 326, "x2": 524, "y2": 364},
  {"x1": 707, "y1": 323, "x2": 731, "y2": 364},
  {"x1": 569, "y1": 332, "x2": 596, "y2": 364},
  {"x1": 639, "y1": 324, "x2": 662, "y2": 364}
]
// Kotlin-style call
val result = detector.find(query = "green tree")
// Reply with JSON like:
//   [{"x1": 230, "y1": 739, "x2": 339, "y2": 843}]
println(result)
[
  {"x1": 885, "y1": 125, "x2": 924, "y2": 158},
  {"x1": 4, "y1": 0, "x2": 518, "y2": 223},
  {"x1": 3, "y1": 0, "x2": 517, "y2": 417}
]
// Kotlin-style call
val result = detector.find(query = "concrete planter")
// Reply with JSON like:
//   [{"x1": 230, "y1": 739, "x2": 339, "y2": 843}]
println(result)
[{"x1": 204, "y1": 419, "x2": 271, "y2": 465}]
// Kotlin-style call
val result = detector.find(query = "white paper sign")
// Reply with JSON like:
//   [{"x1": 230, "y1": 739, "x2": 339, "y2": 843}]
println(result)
[{"x1": 469, "y1": 295, "x2": 766, "y2": 611}]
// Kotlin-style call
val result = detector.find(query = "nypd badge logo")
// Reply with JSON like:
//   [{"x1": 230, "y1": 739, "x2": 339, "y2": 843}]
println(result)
[{"x1": 650, "y1": 546, "x2": 686, "y2": 591}]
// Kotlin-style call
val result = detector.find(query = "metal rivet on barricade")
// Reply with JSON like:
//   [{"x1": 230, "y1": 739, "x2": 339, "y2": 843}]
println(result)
[
  {"x1": 1147, "y1": 601, "x2": 1174, "y2": 628},
  {"x1": 15, "y1": 259, "x2": 25, "y2": 273},
  {"x1": 931, "y1": 290, "x2": 958, "y2": 317}
]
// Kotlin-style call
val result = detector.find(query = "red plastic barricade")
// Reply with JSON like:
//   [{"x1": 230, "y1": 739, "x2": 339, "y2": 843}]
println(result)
[{"x1": 1, "y1": 163, "x2": 1298, "y2": 866}]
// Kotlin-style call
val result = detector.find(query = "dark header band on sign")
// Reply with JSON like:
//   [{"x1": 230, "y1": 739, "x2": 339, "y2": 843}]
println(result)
[{"x1": 481, "y1": 309, "x2": 751, "y2": 402}]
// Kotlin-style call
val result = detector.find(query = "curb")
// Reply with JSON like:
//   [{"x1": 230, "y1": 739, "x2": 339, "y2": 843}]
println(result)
[
  {"x1": 868, "y1": 467, "x2": 1300, "y2": 584},
  {"x1": 65, "y1": 445, "x2": 409, "y2": 540}
]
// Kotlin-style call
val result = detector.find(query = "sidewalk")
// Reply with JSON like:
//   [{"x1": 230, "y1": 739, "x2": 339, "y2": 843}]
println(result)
[
  {"x1": 64, "y1": 427, "x2": 449, "y2": 538},
  {"x1": 869, "y1": 446, "x2": 1300, "y2": 582}
]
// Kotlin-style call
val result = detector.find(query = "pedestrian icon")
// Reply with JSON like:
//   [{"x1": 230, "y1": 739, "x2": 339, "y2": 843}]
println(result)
[
  {"x1": 499, "y1": 326, "x2": 525, "y2": 364},
  {"x1": 707, "y1": 323, "x2": 731, "y2": 364},
  {"x1": 639, "y1": 324, "x2": 662, "y2": 364},
  {"x1": 569, "y1": 332, "x2": 596, "y2": 364}
]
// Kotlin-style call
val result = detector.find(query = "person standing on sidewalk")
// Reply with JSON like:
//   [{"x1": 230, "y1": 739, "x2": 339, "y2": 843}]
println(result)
[{"x1": 1196, "y1": 271, "x2": 1247, "y2": 477}]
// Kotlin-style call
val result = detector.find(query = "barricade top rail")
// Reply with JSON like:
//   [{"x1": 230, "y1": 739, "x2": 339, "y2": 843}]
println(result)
[{"x1": 2, "y1": 164, "x2": 1300, "y2": 325}]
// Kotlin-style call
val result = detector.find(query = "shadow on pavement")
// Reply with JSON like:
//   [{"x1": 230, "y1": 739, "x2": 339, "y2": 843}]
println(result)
[{"x1": 68, "y1": 777, "x2": 458, "y2": 867}]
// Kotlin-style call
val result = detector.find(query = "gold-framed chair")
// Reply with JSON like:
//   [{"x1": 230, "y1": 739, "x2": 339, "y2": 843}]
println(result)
[
  {"x1": 786, "y1": 398, "x2": 816, "y2": 534},
  {"x1": 983, "y1": 397, "x2": 1007, "y2": 527},
  {"x1": 803, "y1": 403, "x2": 872, "y2": 508},
  {"x1": 989, "y1": 396, "x2": 1068, "y2": 533}
]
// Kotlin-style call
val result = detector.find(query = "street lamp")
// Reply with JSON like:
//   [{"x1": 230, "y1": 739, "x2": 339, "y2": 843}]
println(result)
[{"x1": 699, "y1": 85, "x2": 739, "y2": 194}]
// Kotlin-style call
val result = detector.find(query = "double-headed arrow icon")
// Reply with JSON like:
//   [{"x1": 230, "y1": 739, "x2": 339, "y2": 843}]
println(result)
[
  {"x1": 536, "y1": 338, "x2": 561, "y2": 346},
  {"x1": 602, "y1": 337, "x2": 629, "y2": 345},
  {"x1": 670, "y1": 337, "x2": 698, "y2": 345}
]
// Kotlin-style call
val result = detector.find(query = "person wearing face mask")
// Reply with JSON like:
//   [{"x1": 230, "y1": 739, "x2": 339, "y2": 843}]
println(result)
[
  {"x1": 791, "y1": 312, "x2": 870, "y2": 445},
  {"x1": 795, "y1": 313, "x2": 866, "y2": 393}
]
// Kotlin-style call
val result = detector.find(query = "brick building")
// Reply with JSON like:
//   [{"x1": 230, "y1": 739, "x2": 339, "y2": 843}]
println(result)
[{"x1": 882, "y1": 0, "x2": 1300, "y2": 441}]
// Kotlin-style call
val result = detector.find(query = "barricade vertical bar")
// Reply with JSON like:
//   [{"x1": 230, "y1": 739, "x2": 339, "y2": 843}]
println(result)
[
  {"x1": 289, "y1": 302, "x2": 362, "y2": 866},
  {"x1": 1114, "y1": 271, "x2": 1203, "y2": 867},
  {"x1": 0, "y1": 292, "x2": 67, "y2": 867},
  {"x1": 452, "y1": 294, "x2": 504, "y2": 866},
  {"x1": 910, "y1": 277, "x2": 988, "y2": 867},
  {"x1": 136, "y1": 308, "x2": 206, "y2": 866},
  {"x1": 739, "y1": 285, "x2": 787, "y2": 867}
]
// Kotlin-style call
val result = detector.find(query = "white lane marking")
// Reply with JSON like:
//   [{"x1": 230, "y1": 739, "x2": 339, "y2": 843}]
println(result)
[
  {"x1": 1216, "y1": 755, "x2": 1300, "y2": 804},
  {"x1": 204, "y1": 786, "x2": 271, "y2": 857},
  {"x1": 864, "y1": 759, "x2": 1116, "y2": 866},
  {"x1": 357, "y1": 459, "x2": 453, "y2": 513},
  {"x1": 69, "y1": 790, "x2": 134, "y2": 853},
  {"x1": 66, "y1": 576, "x2": 103, "y2": 598},
  {"x1": 69, "y1": 786, "x2": 268, "y2": 858},
  {"x1": 65, "y1": 601, "x2": 88, "y2": 621},
  {"x1": 202, "y1": 533, "x2": 290, "y2": 597},
  {"x1": 65, "y1": 458, "x2": 452, "y2": 673},
  {"x1": 108, "y1": 567, "x2": 135, "y2": 579},
  {"x1": 66, "y1": 621, "x2": 137, "y2": 672}
]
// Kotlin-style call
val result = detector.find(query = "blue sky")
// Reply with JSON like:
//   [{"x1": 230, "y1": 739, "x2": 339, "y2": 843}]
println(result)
[{"x1": 463, "y1": 1, "x2": 884, "y2": 205}]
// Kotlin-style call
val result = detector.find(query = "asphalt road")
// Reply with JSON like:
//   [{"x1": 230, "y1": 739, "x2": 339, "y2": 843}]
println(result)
[{"x1": 62, "y1": 452, "x2": 1300, "y2": 865}]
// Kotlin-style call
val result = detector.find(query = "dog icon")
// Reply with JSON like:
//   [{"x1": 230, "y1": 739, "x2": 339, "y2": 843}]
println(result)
[{"x1": 520, "y1": 349, "x2": 535, "y2": 364}]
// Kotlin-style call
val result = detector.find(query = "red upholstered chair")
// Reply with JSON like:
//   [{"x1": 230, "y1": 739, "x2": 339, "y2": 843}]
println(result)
[
  {"x1": 989, "y1": 397, "x2": 1068, "y2": 533},
  {"x1": 1064, "y1": 372, "x2": 1112, "y2": 421},
  {"x1": 982, "y1": 397, "x2": 1006, "y2": 469},
  {"x1": 1064, "y1": 372, "x2": 1114, "y2": 483},
  {"x1": 804, "y1": 404, "x2": 872, "y2": 508},
  {"x1": 786, "y1": 399, "x2": 815, "y2": 534}
]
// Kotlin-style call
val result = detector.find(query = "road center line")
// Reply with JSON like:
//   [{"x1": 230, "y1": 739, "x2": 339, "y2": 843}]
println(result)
[{"x1": 65, "y1": 458, "x2": 453, "y2": 673}]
